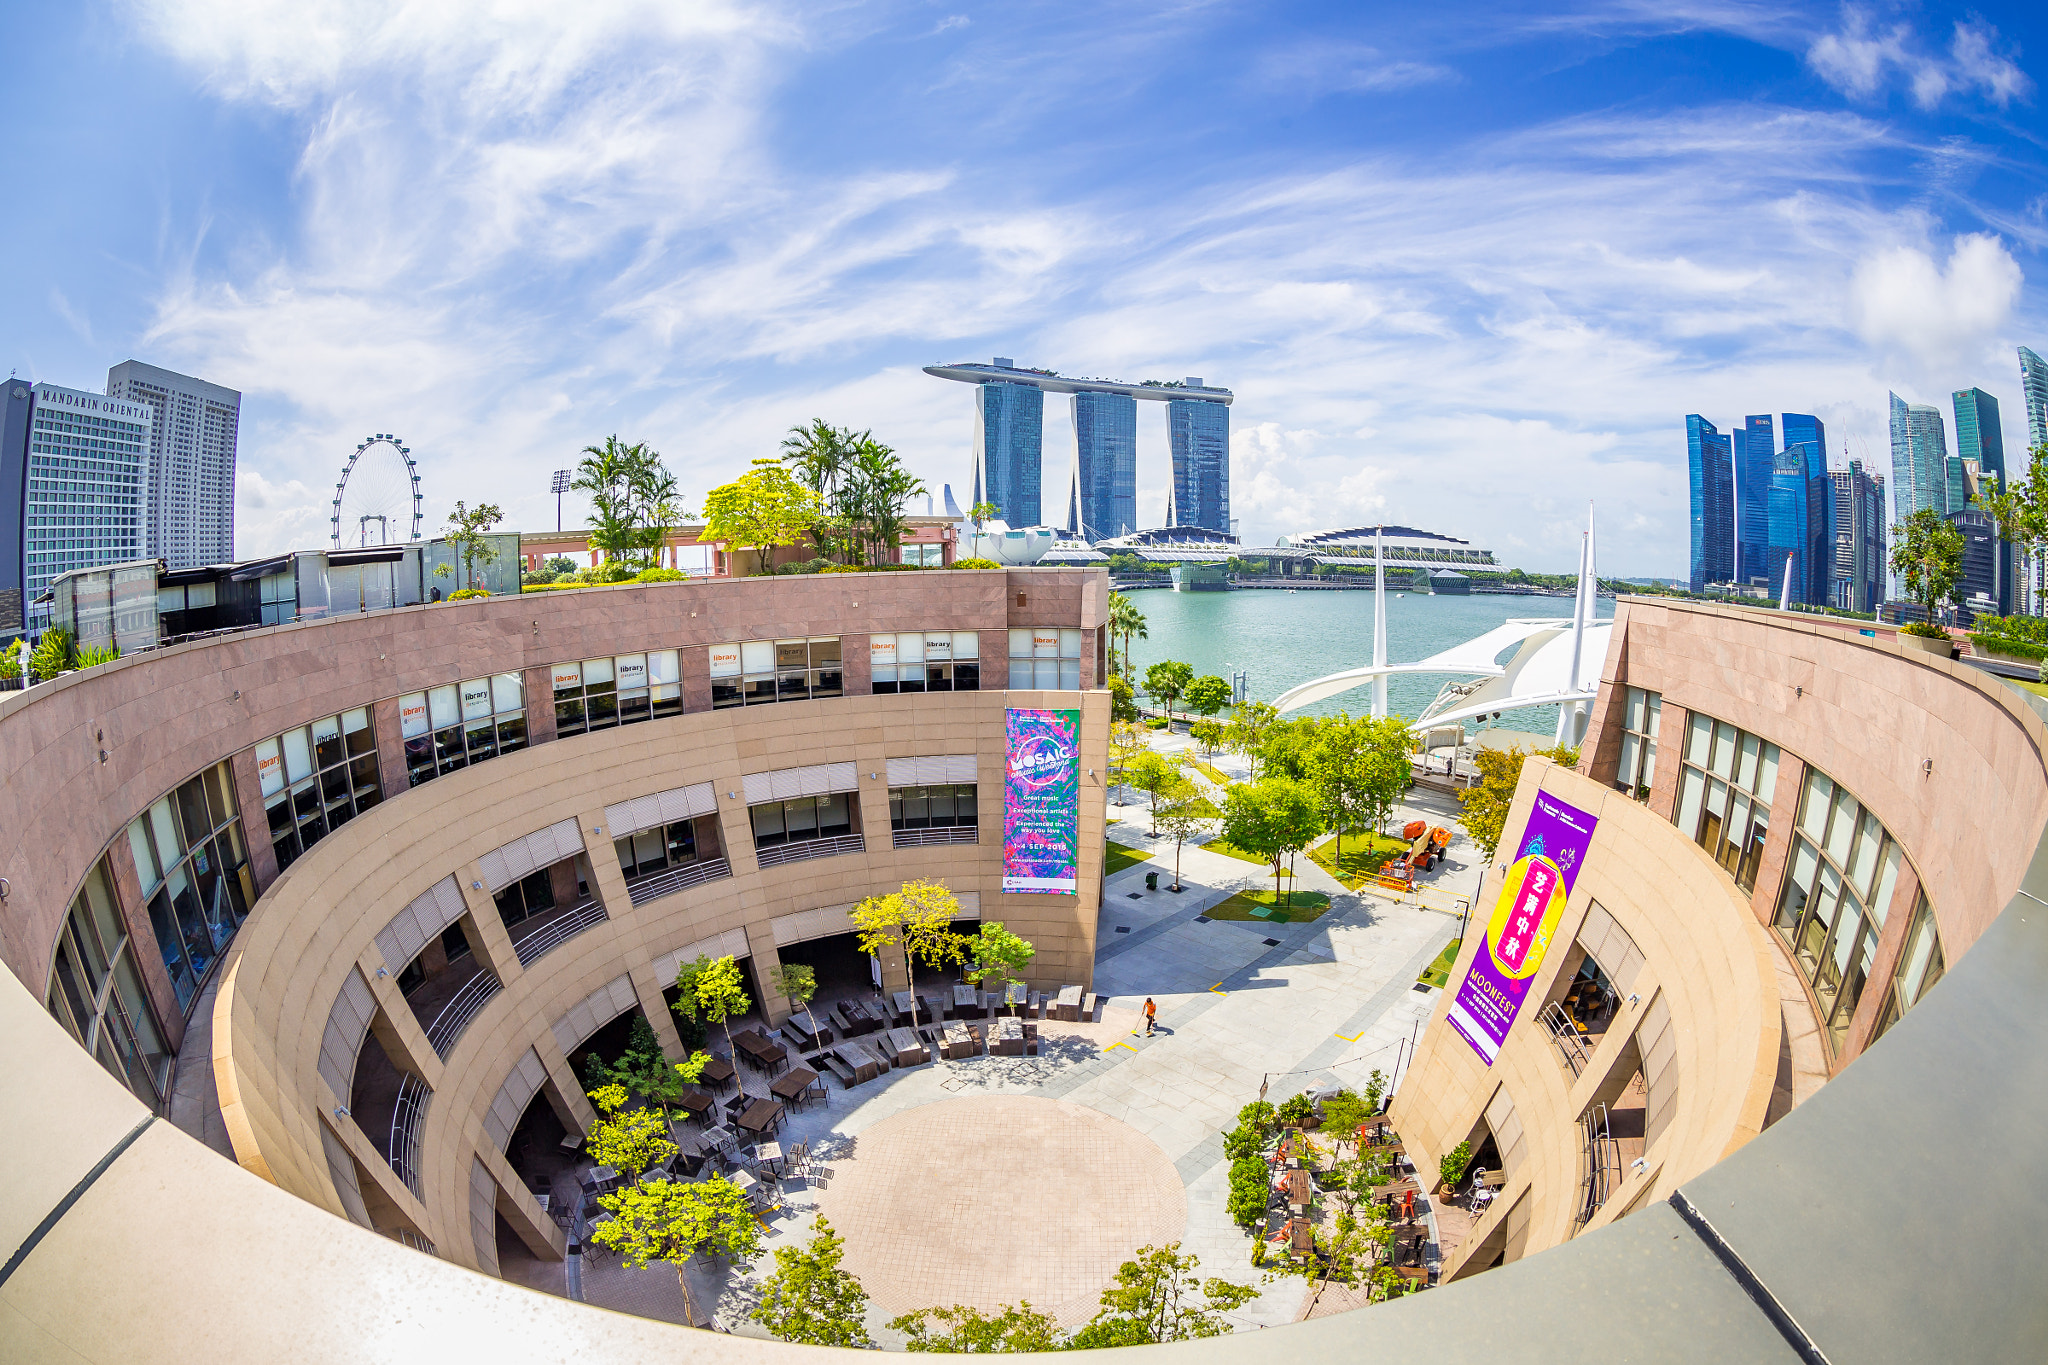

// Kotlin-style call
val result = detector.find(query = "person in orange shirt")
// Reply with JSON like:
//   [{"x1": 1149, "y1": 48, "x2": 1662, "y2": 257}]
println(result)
[{"x1": 1143, "y1": 997, "x2": 1157, "y2": 1034}]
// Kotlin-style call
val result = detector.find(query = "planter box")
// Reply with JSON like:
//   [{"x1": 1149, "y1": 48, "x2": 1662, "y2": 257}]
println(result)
[
  {"x1": 1897, "y1": 632, "x2": 1956, "y2": 660},
  {"x1": 1975, "y1": 645, "x2": 2046, "y2": 670}
]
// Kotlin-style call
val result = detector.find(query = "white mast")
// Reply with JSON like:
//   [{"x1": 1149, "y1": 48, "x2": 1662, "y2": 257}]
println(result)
[
  {"x1": 1778, "y1": 549, "x2": 1794, "y2": 612},
  {"x1": 1372, "y1": 525, "x2": 1389, "y2": 719},
  {"x1": 1556, "y1": 504, "x2": 1595, "y2": 746}
]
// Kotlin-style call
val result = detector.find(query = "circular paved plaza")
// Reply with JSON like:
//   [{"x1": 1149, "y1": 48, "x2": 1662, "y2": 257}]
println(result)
[{"x1": 812, "y1": 1095, "x2": 1188, "y2": 1326}]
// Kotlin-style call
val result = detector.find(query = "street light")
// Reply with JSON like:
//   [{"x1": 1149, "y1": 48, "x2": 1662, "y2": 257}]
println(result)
[{"x1": 551, "y1": 469, "x2": 571, "y2": 532}]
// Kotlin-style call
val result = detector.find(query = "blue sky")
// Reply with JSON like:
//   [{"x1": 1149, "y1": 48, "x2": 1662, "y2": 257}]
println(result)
[{"x1": 3, "y1": 1, "x2": 2043, "y2": 573}]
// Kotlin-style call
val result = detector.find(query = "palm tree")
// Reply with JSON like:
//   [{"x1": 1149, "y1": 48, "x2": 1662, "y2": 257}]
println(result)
[
  {"x1": 573, "y1": 436, "x2": 638, "y2": 568},
  {"x1": 847, "y1": 438, "x2": 926, "y2": 565},
  {"x1": 781, "y1": 419, "x2": 857, "y2": 561},
  {"x1": 1108, "y1": 591, "x2": 1148, "y2": 677}
]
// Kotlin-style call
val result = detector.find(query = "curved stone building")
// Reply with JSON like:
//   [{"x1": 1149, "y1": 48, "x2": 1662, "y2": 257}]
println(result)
[{"x1": 4, "y1": 589, "x2": 2045, "y2": 1362}]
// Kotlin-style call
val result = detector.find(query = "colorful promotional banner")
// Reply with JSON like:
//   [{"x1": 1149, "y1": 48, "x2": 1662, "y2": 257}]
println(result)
[
  {"x1": 1002, "y1": 707, "x2": 1081, "y2": 894},
  {"x1": 1446, "y1": 790, "x2": 1599, "y2": 1065}
]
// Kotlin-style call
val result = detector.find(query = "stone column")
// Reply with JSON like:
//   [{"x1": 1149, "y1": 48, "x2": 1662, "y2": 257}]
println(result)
[
  {"x1": 628, "y1": 962, "x2": 689, "y2": 1063},
  {"x1": 841, "y1": 633, "x2": 871, "y2": 696},
  {"x1": 455, "y1": 863, "x2": 523, "y2": 988},
  {"x1": 360, "y1": 964, "x2": 445, "y2": 1086},
  {"x1": 522, "y1": 664, "x2": 558, "y2": 747},
  {"x1": 477, "y1": 1141, "x2": 565, "y2": 1261},
  {"x1": 1645, "y1": 704, "x2": 1686, "y2": 823},
  {"x1": 1747, "y1": 754, "x2": 1806, "y2": 930},
  {"x1": 228, "y1": 746, "x2": 279, "y2": 897},
  {"x1": 106, "y1": 833, "x2": 185, "y2": 1051},
  {"x1": 1835, "y1": 858, "x2": 1923, "y2": 1068},
  {"x1": 371, "y1": 695, "x2": 411, "y2": 800}
]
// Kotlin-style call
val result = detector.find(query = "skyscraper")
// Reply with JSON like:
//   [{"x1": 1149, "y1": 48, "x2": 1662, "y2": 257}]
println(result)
[
  {"x1": 1686, "y1": 415, "x2": 1734, "y2": 593},
  {"x1": 1734, "y1": 414, "x2": 1774, "y2": 583},
  {"x1": 104, "y1": 361, "x2": 239, "y2": 569},
  {"x1": 1770, "y1": 414, "x2": 1831, "y2": 607},
  {"x1": 971, "y1": 375, "x2": 1043, "y2": 528},
  {"x1": 1888, "y1": 392, "x2": 1950, "y2": 520},
  {"x1": 1831, "y1": 460, "x2": 1885, "y2": 613},
  {"x1": 1953, "y1": 387, "x2": 2006, "y2": 484},
  {"x1": 2022, "y1": 346, "x2": 2047, "y2": 452},
  {"x1": 1167, "y1": 392, "x2": 1231, "y2": 534},
  {"x1": 1069, "y1": 390, "x2": 1137, "y2": 540},
  {"x1": 0, "y1": 382, "x2": 153, "y2": 628}
]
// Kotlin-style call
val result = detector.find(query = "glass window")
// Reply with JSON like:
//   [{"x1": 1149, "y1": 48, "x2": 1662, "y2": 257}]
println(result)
[
  {"x1": 748, "y1": 793, "x2": 859, "y2": 852},
  {"x1": 1874, "y1": 894, "x2": 1944, "y2": 1044},
  {"x1": 122, "y1": 763, "x2": 249, "y2": 1011},
  {"x1": 254, "y1": 712, "x2": 383, "y2": 868},
  {"x1": 44, "y1": 861, "x2": 172, "y2": 1108},
  {"x1": 710, "y1": 640, "x2": 837, "y2": 706},
  {"x1": 400, "y1": 675, "x2": 524, "y2": 786},
  {"x1": 1614, "y1": 687, "x2": 1661, "y2": 799}
]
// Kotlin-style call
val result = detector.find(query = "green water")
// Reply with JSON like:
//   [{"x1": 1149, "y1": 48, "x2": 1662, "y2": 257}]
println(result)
[{"x1": 1121, "y1": 587, "x2": 1614, "y2": 731}]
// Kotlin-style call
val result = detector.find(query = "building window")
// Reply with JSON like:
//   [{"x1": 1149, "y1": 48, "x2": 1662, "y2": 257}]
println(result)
[
  {"x1": 710, "y1": 638, "x2": 842, "y2": 709},
  {"x1": 1771, "y1": 767, "x2": 1910, "y2": 1054},
  {"x1": 1615, "y1": 687, "x2": 1660, "y2": 799},
  {"x1": 1673, "y1": 713, "x2": 1777, "y2": 892},
  {"x1": 1871, "y1": 893, "x2": 1944, "y2": 1044},
  {"x1": 254, "y1": 709, "x2": 381, "y2": 873},
  {"x1": 901, "y1": 543, "x2": 946, "y2": 566},
  {"x1": 493, "y1": 870, "x2": 559, "y2": 933},
  {"x1": 871, "y1": 631, "x2": 981, "y2": 694},
  {"x1": 125, "y1": 762, "x2": 253, "y2": 1011},
  {"x1": 750, "y1": 793, "x2": 857, "y2": 849},
  {"x1": 1008, "y1": 627, "x2": 1083, "y2": 689},
  {"x1": 400, "y1": 674, "x2": 526, "y2": 786},
  {"x1": 45, "y1": 860, "x2": 173, "y2": 1108},
  {"x1": 614, "y1": 817, "x2": 721, "y2": 879},
  {"x1": 554, "y1": 651, "x2": 682, "y2": 734}
]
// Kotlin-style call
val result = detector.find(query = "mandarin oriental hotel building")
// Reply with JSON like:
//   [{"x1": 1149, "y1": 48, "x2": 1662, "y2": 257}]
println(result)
[{"x1": 6, "y1": 572, "x2": 2048, "y2": 1361}]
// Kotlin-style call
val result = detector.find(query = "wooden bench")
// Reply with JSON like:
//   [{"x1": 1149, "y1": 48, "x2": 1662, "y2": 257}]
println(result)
[{"x1": 1082, "y1": 992, "x2": 1099, "y2": 1022}]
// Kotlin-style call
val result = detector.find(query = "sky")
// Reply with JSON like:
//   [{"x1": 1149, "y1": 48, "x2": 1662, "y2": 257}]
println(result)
[{"x1": 2, "y1": 1, "x2": 2044, "y2": 576}]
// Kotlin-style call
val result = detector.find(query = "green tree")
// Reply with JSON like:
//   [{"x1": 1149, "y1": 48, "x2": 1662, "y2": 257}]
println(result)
[
  {"x1": 1107, "y1": 590, "x2": 1148, "y2": 676},
  {"x1": 1107, "y1": 720, "x2": 1147, "y2": 805},
  {"x1": 964, "y1": 922, "x2": 1036, "y2": 1014},
  {"x1": 1223, "y1": 700, "x2": 1279, "y2": 780},
  {"x1": 588, "y1": 1173, "x2": 761, "y2": 1327},
  {"x1": 442, "y1": 500, "x2": 504, "y2": 590},
  {"x1": 585, "y1": 1084, "x2": 679, "y2": 1179},
  {"x1": 1125, "y1": 751, "x2": 1178, "y2": 834},
  {"x1": 1890, "y1": 506, "x2": 1966, "y2": 631},
  {"x1": 1221, "y1": 776, "x2": 1325, "y2": 907},
  {"x1": 1106, "y1": 673, "x2": 1140, "y2": 724},
  {"x1": 573, "y1": 435, "x2": 639, "y2": 564},
  {"x1": 1183, "y1": 674, "x2": 1232, "y2": 722},
  {"x1": 673, "y1": 954, "x2": 752, "y2": 1057},
  {"x1": 1982, "y1": 441, "x2": 2048, "y2": 613},
  {"x1": 843, "y1": 436, "x2": 927, "y2": 566},
  {"x1": 1258, "y1": 715, "x2": 1324, "y2": 781},
  {"x1": 1142, "y1": 660, "x2": 1195, "y2": 721},
  {"x1": 779, "y1": 419, "x2": 859, "y2": 561},
  {"x1": 891, "y1": 1301, "x2": 1062, "y2": 1352},
  {"x1": 1305, "y1": 714, "x2": 1373, "y2": 870},
  {"x1": 1154, "y1": 778, "x2": 1219, "y2": 893},
  {"x1": 850, "y1": 879, "x2": 968, "y2": 1028},
  {"x1": 752, "y1": 1216, "x2": 873, "y2": 1348},
  {"x1": 772, "y1": 962, "x2": 821, "y2": 1039},
  {"x1": 1360, "y1": 715, "x2": 1417, "y2": 837},
  {"x1": 1454, "y1": 744, "x2": 1579, "y2": 863},
  {"x1": 703, "y1": 458, "x2": 825, "y2": 575},
  {"x1": 1189, "y1": 718, "x2": 1225, "y2": 758},
  {"x1": 968, "y1": 500, "x2": 1001, "y2": 530},
  {"x1": 543, "y1": 554, "x2": 578, "y2": 576},
  {"x1": 1073, "y1": 1243, "x2": 1258, "y2": 1345}
]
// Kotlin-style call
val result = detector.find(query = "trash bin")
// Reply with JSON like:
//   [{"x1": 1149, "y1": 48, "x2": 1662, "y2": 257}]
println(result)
[{"x1": 1145, "y1": 871, "x2": 1159, "y2": 890}]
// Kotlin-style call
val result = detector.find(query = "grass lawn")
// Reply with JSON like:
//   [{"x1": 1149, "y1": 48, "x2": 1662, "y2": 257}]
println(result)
[
  {"x1": 1206, "y1": 889, "x2": 1332, "y2": 924},
  {"x1": 1418, "y1": 938, "x2": 1465, "y2": 988},
  {"x1": 1185, "y1": 756, "x2": 1232, "y2": 787},
  {"x1": 2008, "y1": 678, "x2": 2048, "y2": 699},
  {"x1": 1105, "y1": 843, "x2": 1155, "y2": 875},
  {"x1": 1307, "y1": 831, "x2": 1409, "y2": 890},
  {"x1": 1202, "y1": 836, "x2": 1294, "y2": 873}
]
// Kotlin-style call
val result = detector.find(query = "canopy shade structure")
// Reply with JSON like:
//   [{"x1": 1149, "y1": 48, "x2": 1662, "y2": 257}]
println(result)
[{"x1": 1272, "y1": 618, "x2": 1610, "y2": 720}]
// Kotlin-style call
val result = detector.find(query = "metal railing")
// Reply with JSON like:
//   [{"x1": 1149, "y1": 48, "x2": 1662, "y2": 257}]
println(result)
[
  {"x1": 511, "y1": 898, "x2": 609, "y2": 967},
  {"x1": 891, "y1": 825, "x2": 980, "y2": 848},
  {"x1": 383, "y1": 1226, "x2": 437, "y2": 1256},
  {"x1": 1573, "y1": 1104, "x2": 1622, "y2": 1231},
  {"x1": 1541, "y1": 1001, "x2": 1592, "y2": 1077},
  {"x1": 623, "y1": 856, "x2": 732, "y2": 908},
  {"x1": 424, "y1": 969, "x2": 503, "y2": 1058},
  {"x1": 755, "y1": 833, "x2": 864, "y2": 869},
  {"x1": 388, "y1": 1073, "x2": 431, "y2": 1198}
]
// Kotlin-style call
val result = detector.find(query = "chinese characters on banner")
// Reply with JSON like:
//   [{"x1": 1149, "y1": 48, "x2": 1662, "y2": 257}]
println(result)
[
  {"x1": 1446, "y1": 791, "x2": 1600, "y2": 1064},
  {"x1": 1002, "y1": 707, "x2": 1080, "y2": 893}
]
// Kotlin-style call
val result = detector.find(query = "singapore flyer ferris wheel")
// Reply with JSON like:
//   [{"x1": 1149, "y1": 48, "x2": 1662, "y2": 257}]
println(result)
[{"x1": 331, "y1": 432, "x2": 424, "y2": 548}]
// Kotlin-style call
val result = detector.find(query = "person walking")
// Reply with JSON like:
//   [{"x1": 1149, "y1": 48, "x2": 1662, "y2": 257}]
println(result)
[{"x1": 1143, "y1": 997, "x2": 1157, "y2": 1035}]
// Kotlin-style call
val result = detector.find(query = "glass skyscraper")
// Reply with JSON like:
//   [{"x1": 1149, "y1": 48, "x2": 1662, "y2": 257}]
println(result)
[
  {"x1": 1734, "y1": 414, "x2": 1774, "y2": 583},
  {"x1": 1687, "y1": 415, "x2": 1734, "y2": 593},
  {"x1": 2021, "y1": 346, "x2": 2047, "y2": 453},
  {"x1": 1070, "y1": 390, "x2": 1137, "y2": 541},
  {"x1": 1953, "y1": 387, "x2": 2005, "y2": 484},
  {"x1": 12, "y1": 383, "x2": 152, "y2": 617},
  {"x1": 1769, "y1": 414, "x2": 1831, "y2": 607},
  {"x1": 1167, "y1": 397, "x2": 1230, "y2": 534},
  {"x1": 972, "y1": 381, "x2": 1043, "y2": 527},
  {"x1": 1888, "y1": 392, "x2": 1950, "y2": 519}
]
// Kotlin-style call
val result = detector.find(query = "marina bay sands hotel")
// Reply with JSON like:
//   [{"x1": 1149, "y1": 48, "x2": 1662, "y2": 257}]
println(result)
[{"x1": 923, "y1": 358, "x2": 1232, "y2": 540}]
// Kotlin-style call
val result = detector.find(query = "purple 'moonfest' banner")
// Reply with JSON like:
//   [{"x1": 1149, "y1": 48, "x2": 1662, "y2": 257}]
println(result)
[{"x1": 1446, "y1": 790, "x2": 1599, "y2": 1065}]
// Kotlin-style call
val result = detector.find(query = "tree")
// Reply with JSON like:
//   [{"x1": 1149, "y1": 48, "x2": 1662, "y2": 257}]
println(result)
[
  {"x1": 841, "y1": 436, "x2": 927, "y2": 566},
  {"x1": 1305, "y1": 714, "x2": 1373, "y2": 870},
  {"x1": 1154, "y1": 779, "x2": 1219, "y2": 892},
  {"x1": 1108, "y1": 720, "x2": 1147, "y2": 805},
  {"x1": 772, "y1": 963, "x2": 821, "y2": 1039},
  {"x1": 1142, "y1": 660, "x2": 1195, "y2": 721},
  {"x1": 1982, "y1": 441, "x2": 2048, "y2": 614},
  {"x1": 1184, "y1": 674, "x2": 1232, "y2": 722},
  {"x1": 752, "y1": 1216, "x2": 873, "y2": 1348},
  {"x1": 891, "y1": 1301, "x2": 1062, "y2": 1352},
  {"x1": 543, "y1": 554, "x2": 578, "y2": 576},
  {"x1": 964, "y1": 922, "x2": 1036, "y2": 1014},
  {"x1": 1258, "y1": 715, "x2": 1323, "y2": 781},
  {"x1": 673, "y1": 953, "x2": 752, "y2": 1057},
  {"x1": 585, "y1": 1084, "x2": 679, "y2": 1179},
  {"x1": 1222, "y1": 777, "x2": 1325, "y2": 907},
  {"x1": 1073, "y1": 1243, "x2": 1258, "y2": 1345},
  {"x1": 443, "y1": 500, "x2": 504, "y2": 590},
  {"x1": 1360, "y1": 716, "x2": 1417, "y2": 837},
  {"x1": 590, "y1": 1011, "x2": 711, "y2": 1119},
  {"x1": 588, "y1": 1173, "x2": 761, "y2": 1327},
  {"x1": 702, "y1": 458, "x2": 825, "y2": 575},
  {"x1": 1454, "y1": 744, "x2": 1580, "y2": 863},
  {"x1": 850, "y1": 880, "x2": 968, "y2": 1028},
  {"x1": 1223, "y1": 700, "x2": 1279, "y2": 780},
  {"x1": 1124, "y1": 751, "x2": 1178, "y2": 834},
  {"x1": 1189, "y1": 718, "x2": 1225, "y2": 758},
  {"x1": 1890, "y1": 507, "x2": 1966, "y2": 630},
  {"x1": 780, "y1": 419, "x2": 859, "y2": 561},
  {"x1": 1108, "y1": 591, "x2": 1148, "y2": 676},
  {"x1": 1106, "y1": 674, "x2": 1140, "y2": 724}
]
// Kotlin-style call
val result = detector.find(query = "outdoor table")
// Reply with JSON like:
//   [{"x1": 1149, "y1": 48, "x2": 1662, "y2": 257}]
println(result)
[
  {"x1": 702, "y1": 1124, "x2": 738, "y2": 1158},
  {"x1": 674, "y1": 1085, "x2": 713, "y2": 1118},
  {"x1": 942, "y1": 1021, "x2": 975, "y2": 1059},
  {"x1": 1475, "y1": 1169, "x2": 1505, "y2": 1189},
  {"x1": 842, "y1": 999, "x2": 881, "y2": 1034},
  {"x1": 755, "y1": 1140, "x2": 784, "y2": 1177},
  {"x1": 953, "y1": 984, "x2": 981, "y2": 1017},
  {"x1": 892, "y1": 991, "x2": 916, "y2": 1021},
  {"x1": 771, "y1": 1066, "x2": 819, "y2": 1106},
  {"x1": 885, "y1": 1026, "x2": 927, "y2": 1065},
  {"x1": 1284, "y1": 1169, "x2": 1313, "y2": 1207},
  {"x1": 737, "y1": 1097, "x2": 784, "y2": 1136},
  {"x1": 701, "y1": 1056, "x2": 736, "y2": 1090},
  {"x1": 735, "y1": 1030, "x2": 786, "y2": 1071},
  {"x1": 1004, "y1": 982, "x2": 1028, "y2": 1010},
  {"x1": 1055, "y1": 985, "x2": 1084, "y2": 1022},
  {"x1": 991, "y1": 1016, "x2": 1025, "y2": 1056}
]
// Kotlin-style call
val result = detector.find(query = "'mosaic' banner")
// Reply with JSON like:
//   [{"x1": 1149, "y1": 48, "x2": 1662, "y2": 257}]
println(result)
[
  {"x1": 1002, "y1": 707, "x2": 1081, "y2": 894},
  {"x1": 1446, "y1": 790, "x2": 1599, "y2": 1064}
]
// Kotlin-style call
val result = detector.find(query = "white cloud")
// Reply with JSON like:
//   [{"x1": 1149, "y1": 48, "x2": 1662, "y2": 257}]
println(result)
[
  {"x1": 1808, "y1": 7, "x2": 2033, "y2": 111},
  {"x1": 1849, "y1": 233, "x2": 2023, "y2": 379},
  {"x1": 1251, "y1": 41, "x2": 1455, "y2": 97}
]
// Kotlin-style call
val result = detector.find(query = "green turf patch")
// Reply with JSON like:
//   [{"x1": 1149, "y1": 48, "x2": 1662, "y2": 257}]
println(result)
[
  {"x1": 1185, "y1": 756, "x2": 1232, "y2": 787},
  {"x1": 1206, "y1": 889, "x2": 1330, "y2": 923},
  {"x1": 1201, "y1": 836, "x2": 1294, "y2": 872},
  {"x1": 1418, "y1": 938, "x2": 1464, "y2": 988},
  {"x1": 1105, "y1": 843, "x2": 1155, "y2": 875},
  {"x1": 1306, "y1": 831, "x2": 1408, "y2": 890}
]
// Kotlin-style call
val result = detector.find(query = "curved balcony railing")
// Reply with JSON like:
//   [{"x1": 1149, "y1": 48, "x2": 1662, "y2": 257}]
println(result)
[
  {"x1": 755, "y1": 834, "x2": 864, "y2": 870},
  {"x1": 387, "y1": 1072, "x2": 431, "y2": 1198},
  {"x1": 623, "y1": 856, "x2": 733, "y2": 908},
  {"x1": 511, "y1": 899, "x2": 609, "y2": 968},
  {"x1": 891, "y1": 825, "x2": 980, "y2": 848},
  {"x1": 424, "y1": 969, "x2": 502, "y2": 1059}
]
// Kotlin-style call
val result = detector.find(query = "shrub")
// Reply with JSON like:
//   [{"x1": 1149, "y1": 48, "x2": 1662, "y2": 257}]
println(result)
[
  {"x1": 775, "y1": 558, "x2": 834, "y2": 575},
  {"x1": 1970, "y1": 632, "x2": 2048, "y2": 661},
  {"x1": 1145, "y1": 717, "x2": 1168, "y2": 730},
  {"x1": 1276, "y1": 1093, "x2": 1315, "y2": 1129},
  {"x1": 446, "y1": 587, "x2": 491, "y2": 601},
  {"x1": 521, "y1": 581, "x2": 585, "y2": 593},
  {"x1": 952, "y1": 557, "x2": 1003, "y2": 570},
  {"x1": 1439, "y1": 1139, "x2": 1472, "y2": 1189},
  {"x1": 631, "y1": 567, "x2": 686, "y2": 583},
  {"x1": 1973, "y1": 614, "x2": 2048, "y2": 644},
  {"x1": 1226, "y1": 1156, "x2": 1271, "y2": 1226},
  {"x1": 1899, "y1": 620, "x2": 1948, "y2": 639}
]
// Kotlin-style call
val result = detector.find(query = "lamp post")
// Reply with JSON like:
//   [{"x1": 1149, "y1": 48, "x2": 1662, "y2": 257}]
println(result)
[{"x1": 551, "y1": 469, "x2": 571, "y2": 532}]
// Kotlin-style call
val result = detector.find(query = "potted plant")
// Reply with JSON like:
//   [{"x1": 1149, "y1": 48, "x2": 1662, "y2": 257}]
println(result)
[
  {"x1": 1437, "y1": 1140, "x2": 1472, "y2": 1196},
  {"x1": 1896, "y1": 620, "x2": 1956, "y2": 659}
]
